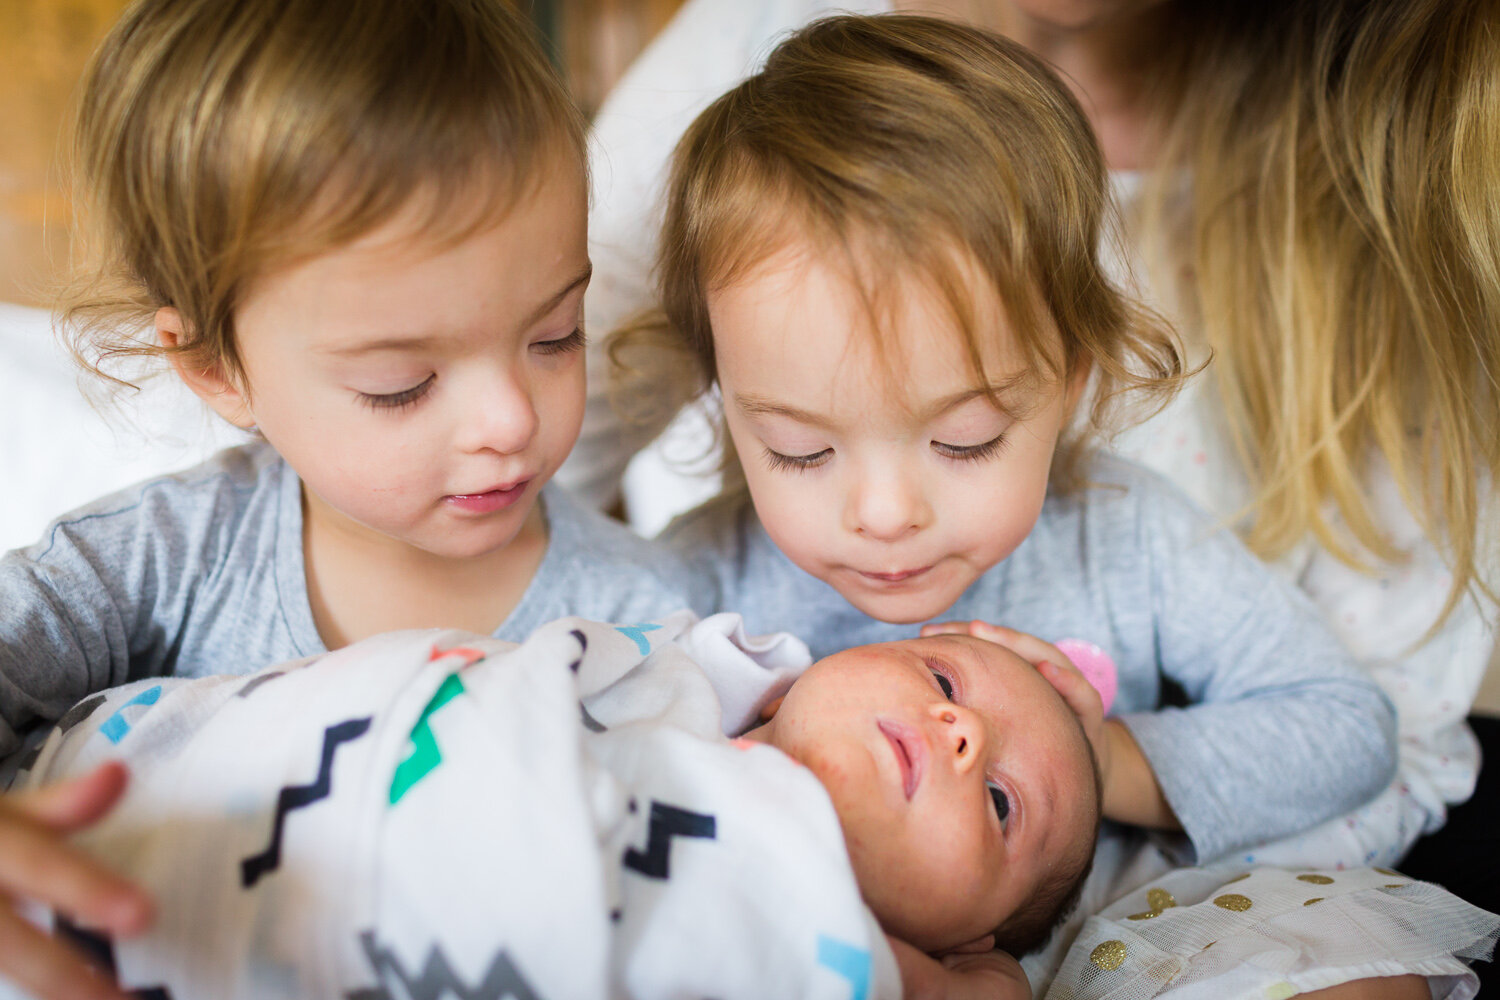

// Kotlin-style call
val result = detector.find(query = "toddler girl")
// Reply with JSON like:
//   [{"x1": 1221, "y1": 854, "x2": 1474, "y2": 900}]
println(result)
[
  {"x1": 0, "y1": 0, "x2": 691, "y2": 996},
  {"x1": 614, "y1": 14, "x2": 1493, "y2": 996}
]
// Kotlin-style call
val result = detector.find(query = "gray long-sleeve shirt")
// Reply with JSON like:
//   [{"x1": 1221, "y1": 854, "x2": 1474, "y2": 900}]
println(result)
[
  {"x1": 0, "y1": 441, "x2": 695, "y2": 756},
  {"x1": 665, "y1": 454, "x2": 1398, "y2": 864}
]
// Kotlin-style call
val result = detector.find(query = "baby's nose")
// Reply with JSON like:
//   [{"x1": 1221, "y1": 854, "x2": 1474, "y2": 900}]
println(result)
[{"x1": 929, "y1": 701, "x2": 986, "y2": 771}]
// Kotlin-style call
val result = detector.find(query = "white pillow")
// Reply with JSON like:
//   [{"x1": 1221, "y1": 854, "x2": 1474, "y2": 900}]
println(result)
[{"x1": 0, "y1": 302, "x2": 245, "y2": 553}]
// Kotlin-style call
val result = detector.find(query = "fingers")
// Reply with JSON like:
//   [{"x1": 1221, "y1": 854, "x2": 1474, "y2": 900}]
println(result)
[
  {"x1": 0, "y1": 767, "x2": 151, "y2": 941},
  {"x1": 0, "y1": 905, "x2": 132, "y2": 1000},
  {"x1": 17, "y1": 764, "x2": 129, "y2": 833},
  {"x1": 0, "y1": 808, "x2": 152, "y2": 939},
  {"x1": 1037, "y1": 659, "x2": 1104, "y2": 721}
]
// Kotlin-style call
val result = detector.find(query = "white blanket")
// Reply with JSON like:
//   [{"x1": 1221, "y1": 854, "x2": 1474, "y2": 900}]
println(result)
[{"x1": 15, "y1": 613, "x2": 901, "y2": 999}]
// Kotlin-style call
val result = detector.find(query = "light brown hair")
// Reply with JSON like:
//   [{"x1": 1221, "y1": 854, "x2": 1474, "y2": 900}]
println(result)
[
  {"x1": 1141, "y1": 0, "x2": 1500, "y2": 628},
  {"x1": 611, "y1": 13, "x2": 1187, "y2": 492},
  {"x1": 60, "y1": 0, "x2": 585, "y2": 393}
]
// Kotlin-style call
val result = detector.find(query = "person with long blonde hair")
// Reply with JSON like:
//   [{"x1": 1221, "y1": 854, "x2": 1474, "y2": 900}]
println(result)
[{"x1": 562, "y1": 0, "x2": 1499, "y2": 904}]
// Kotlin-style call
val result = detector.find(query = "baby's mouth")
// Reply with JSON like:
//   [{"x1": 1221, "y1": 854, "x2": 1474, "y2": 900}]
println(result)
[{"x1": 877, "y1": 719, "x2": 925, "y2": 800}]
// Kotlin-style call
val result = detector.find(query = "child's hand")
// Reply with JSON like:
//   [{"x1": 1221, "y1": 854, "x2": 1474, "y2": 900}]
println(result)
[
  {"x1": 887, "y1": 934, "x2": 1029, "y2": 1000},
  {"x1": 0, "y1": 762, "x2": 151, "y2": 1000}
]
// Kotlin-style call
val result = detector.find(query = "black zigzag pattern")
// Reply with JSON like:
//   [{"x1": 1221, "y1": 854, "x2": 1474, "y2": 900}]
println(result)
[
  {"x1": 347, "y1": 931, "x2": 545, "y2": 1000},
  {"x1": 236, "y1": 670, "x2": 288, "y2": 699},
  {"x1": 59, "y1": 693, "x2": 108, "y2": 732},
  {"x1": 241, "y1": 716, "x2": 371, "y2": 887},
  {"x1": 54, "y1": 918, "x2": 173, "y2": 999},
  {"x1": 622, "y1": 801, "x2": 716, "y2": 880},
  {"x1": 579, "y1": 703, "x2": 606, "y2": 732},
  {"x1": 568, "y1": 629, "x2": 587, "y2": 672}
]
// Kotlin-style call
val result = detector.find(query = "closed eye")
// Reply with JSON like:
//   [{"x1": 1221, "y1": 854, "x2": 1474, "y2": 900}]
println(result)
[
  {"x1": 534, "y1": 327, "x2": 586, "y2": 356},
  {"x1": 763, "y1": 447, "x2": 832, "y2": 472},
  {"x1": 933, "y1": 433, "x2": 1007, "y2": 462},
  {"x1": 359, "y1": 374, "x2": 435, "y2": 411}
]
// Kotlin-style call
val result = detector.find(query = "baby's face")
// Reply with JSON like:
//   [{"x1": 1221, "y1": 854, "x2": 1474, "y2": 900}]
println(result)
[{"x1": 759, "y1": 634, "x2": 1098, "y2": 951}]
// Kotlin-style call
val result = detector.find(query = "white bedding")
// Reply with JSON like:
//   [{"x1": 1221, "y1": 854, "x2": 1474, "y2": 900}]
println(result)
[{"x1": 0, "y1": 302, "x2": 243, "y2": 552}]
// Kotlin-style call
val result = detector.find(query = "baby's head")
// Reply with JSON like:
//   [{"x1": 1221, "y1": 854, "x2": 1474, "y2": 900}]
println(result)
[
  {"x1": 63, "y1": 0, "x2": 590, "y2": 561},
  {"x1": 616, "y1": 14, "x2": 1183, "y2": 622},
  {"x1": 748, "y1": 633, "x2": 1101, "y2": 955}
]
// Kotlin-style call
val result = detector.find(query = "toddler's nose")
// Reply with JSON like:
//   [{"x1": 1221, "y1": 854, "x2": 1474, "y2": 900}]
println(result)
[
  {"x1": 844, "y1": 466, "x2": 932, "y2": 541},
  {"x1": 461, "y1": 369, "x2": 538, "y2": 455}
]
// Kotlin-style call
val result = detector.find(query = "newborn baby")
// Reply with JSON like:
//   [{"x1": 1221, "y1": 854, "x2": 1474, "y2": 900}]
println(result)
[{"x1": 9, "y1": 613, "x2": 1099, "y2": 999}]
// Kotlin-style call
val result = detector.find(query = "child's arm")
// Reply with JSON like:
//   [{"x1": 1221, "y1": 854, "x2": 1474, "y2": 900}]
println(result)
[
  {"x1": 885, "y1": 935, "x2": 1029, "y2": 1000},
  {"x1": 0, "y1": 762, "x2": 150, "y2": 1000}
]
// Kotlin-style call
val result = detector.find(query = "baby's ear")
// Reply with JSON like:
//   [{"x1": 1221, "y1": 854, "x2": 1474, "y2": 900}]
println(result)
[
  {"x1": 156, "y1": 307, "x2": 255, "y2": 428},
  {"x1": 757, "y1": 695, "x2": 785, "y2": 722},
  {"x1": 940, "y1": 933, "x2": 996, "y2": 957}
]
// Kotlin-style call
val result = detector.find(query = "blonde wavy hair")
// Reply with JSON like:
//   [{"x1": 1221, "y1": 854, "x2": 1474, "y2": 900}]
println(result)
[
  {"x1": 59, "y1": 0, "x2": 585, "y2": 392},
  {"x1": 1142, "y1": 0, "x2": 1500, "y2": 627},
  {"x1": 611, "y1": 14, "x2": 1186, "y2": 494}
]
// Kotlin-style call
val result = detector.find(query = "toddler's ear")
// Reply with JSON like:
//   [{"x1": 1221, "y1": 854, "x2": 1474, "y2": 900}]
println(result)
[
  {"x1": 757, "y1": 695, "x2": 785, "y2": 722},
  {"x1": 156, "y1": 307, "x2": 255, "y2": 429}
]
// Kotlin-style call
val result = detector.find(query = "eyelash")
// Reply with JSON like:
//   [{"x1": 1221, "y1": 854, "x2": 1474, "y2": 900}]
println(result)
[
  {"x1": 929, "y1": 663, "x2": 1010, "y2": 827},
  {"x1": 356, "y1": 328, "x2": 583, "y2": 412},
  {"x1": 762, "y1": 432, "x2": 1007, "y2": 473},
  {"x1": 763, "y1": 447, "x2": 831, "y2": 473},
  {"x1": 360, "y1": 374, "x2": 435, "y2": 411},
  {"x1": 534, "y1": 327, "x2": 586, "y2": 356},
  {"x1": 933, "y1": 432, "x2": 1008, "y2": 462}
]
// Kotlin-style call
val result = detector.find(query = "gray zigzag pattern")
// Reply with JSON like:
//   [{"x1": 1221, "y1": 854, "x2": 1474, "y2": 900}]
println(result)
[{"x1": 347, "y1": 931, "x2": 544, "y2": 1000}]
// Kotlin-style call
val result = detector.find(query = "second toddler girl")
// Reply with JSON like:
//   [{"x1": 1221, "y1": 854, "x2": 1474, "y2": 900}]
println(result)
[{"x1": 611, "y1": 15, "x2": 1494, "y2": 997}]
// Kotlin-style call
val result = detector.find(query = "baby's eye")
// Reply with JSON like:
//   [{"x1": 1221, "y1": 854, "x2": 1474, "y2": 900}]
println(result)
[
  {"x1": 987, "y1": 781, "x2": 1010, "y2": 824},
  {"x1": 933, "y1": 433, "x2": 1007, "y2": 462},
  {"x1": 359, "y1": 374, "x2": 435, "y2": 411},
  {"x1": 931, "y1": 670, "x2": 954, "y2": 700},
  {"x1": 763, "y1": 447, "x2": 832, "y2": 472}
]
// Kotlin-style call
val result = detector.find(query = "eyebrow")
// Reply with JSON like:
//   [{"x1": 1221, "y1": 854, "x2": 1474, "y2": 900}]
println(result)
[
  {"x1": 734, "y1": 376, "x2": 1032, "y2": 427},
  {"x1": 321, "y1": 261, "x2": 593, "y2": 357}
]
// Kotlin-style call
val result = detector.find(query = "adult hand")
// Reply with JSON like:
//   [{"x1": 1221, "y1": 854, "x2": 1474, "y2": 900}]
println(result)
[{"x1": 0, "y1": 762, "x2": 151, "y2": 1000}]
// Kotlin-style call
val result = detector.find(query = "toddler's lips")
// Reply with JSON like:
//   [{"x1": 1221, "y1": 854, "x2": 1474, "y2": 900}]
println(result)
[
  {"x1": 443, "y1": 480, "x2": 530, "y2": 513},
  {"x1": 859, "y1": 566, "x2": 932, "y2": 584},
  {"x1": 877, "y1": 719, "x2": 925, "y2": 801}
]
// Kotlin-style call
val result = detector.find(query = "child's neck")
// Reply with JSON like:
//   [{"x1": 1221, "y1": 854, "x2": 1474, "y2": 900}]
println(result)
[{"x1": 300, "y1": 489, "x2": 548, "y2": 649}]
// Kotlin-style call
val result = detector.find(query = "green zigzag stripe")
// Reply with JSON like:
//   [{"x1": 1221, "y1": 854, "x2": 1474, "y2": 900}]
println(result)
[{"x1": 390, "y1": 673, "x2": 466, "y2": 805}]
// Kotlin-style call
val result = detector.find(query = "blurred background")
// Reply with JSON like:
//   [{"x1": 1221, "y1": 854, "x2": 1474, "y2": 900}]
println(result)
[{"x1": 0, "y1": 0, "x2": 685, "y2": 307}]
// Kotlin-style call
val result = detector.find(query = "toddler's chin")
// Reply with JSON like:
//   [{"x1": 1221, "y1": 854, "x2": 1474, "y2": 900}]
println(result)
[{"x1": 833, "y1": 582, "x2": 961, "y2": 626}]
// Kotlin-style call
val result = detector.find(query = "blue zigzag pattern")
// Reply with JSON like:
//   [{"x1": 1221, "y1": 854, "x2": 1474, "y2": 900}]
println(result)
[
  {"x1": 100, "y1": 685, "x2": 162, "y2": 744},
  {"x1": 241, "y1": 716, "x2": 371, "y2": 887}
]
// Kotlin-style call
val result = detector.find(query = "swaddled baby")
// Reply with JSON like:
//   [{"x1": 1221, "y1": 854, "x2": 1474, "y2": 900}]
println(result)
[{"x1": 11, "y1": 613, "x2": 1099, "y2": 999}]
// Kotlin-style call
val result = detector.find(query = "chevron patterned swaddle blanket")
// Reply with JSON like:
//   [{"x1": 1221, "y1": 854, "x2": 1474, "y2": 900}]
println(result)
[{"x1": 11, "y1": 612, "x2": 900, "y2": 1000}]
